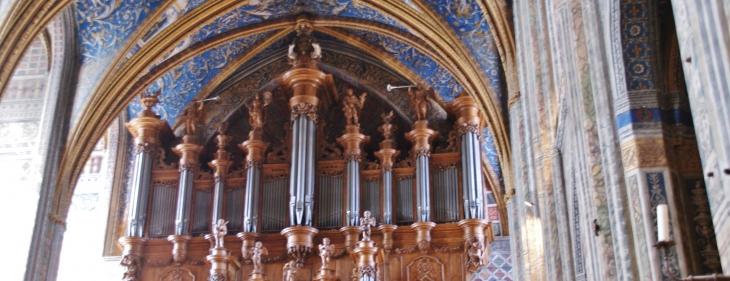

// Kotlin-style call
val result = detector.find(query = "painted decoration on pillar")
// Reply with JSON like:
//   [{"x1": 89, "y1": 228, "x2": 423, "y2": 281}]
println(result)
[
  {"x1": 647, "y1": 172, "x2": 680, "y2": 278},
  {"x1": 481, "y1": 127, "x2": 504, "y2": 191}
]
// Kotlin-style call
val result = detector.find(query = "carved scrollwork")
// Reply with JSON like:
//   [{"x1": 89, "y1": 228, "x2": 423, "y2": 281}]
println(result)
[
  {"x1": 134, "y1": 142, "x2": 158, "y2": 155},
  {"x1": 395, "y1": 174, "x2": 415, "y2": 181},
  {"x1": 287, "y1": 245, "x2": 313, "y2": 267},
  {"x1": 344, "y1": 152, "x2": 361, "y2": 162},
  {"x1": 433, "y1": 243, "x2": 463, "y2": 253},
  {"x1": 152, "y1": 179, "x2": 179, "y2": 189},
  {"x1": 263, "y1": 173, "x2": 289, "y2": 182},
  {"x1": 436, "y1": 129, "x2": 459, "y2": 153},
  {"x1": 354, "y1": 265, "x2": 377, "y2": 279},
  {"x1": 244, "y1": 159, "x2": 263, "y2": 170},
  {"x1": 432, "y1": 162, "x2": 458, "y2": 172},
  {"x1": 381, "y1": 162, "x2": 393, "y2": 172},
  {"x1": 456, "y1": 121, "x2": 480, "y2": 136},
  {"x1": 394, "y1": 245, "x2": 418, "y2": 254},
  {"x1": 291, "y1": 102, "x2": 318, "y2": 122},
  {"x1": 363, "y1": 174, "x2": 382, "y2": 183},
  {"x1": 207, "y1": 273, "x2": 227, "y2": 281},
  {"x1": 394, "y1": 157, "x2": 414, "y2": 168},
  {"x1": 413, "y1": 147, "x2": 431, "y2": 158},
  {"x1": 319, "y1": 170, "x2": 344, "y2": 178},
  {"x1": 178, "y1": 163, "x2": 197, "y2": 172}
]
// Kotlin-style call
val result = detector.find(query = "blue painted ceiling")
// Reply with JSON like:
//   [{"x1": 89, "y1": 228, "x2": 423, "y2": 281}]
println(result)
[{"x1": 73, "y1": 0, "x2": 507, "y2": 189}]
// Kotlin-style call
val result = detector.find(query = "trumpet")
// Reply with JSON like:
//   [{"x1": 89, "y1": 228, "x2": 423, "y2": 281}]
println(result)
[
  {"x1": 195, "y1": 96, "x2": 220, "y2": 103},
  {"x1": 386, "y1": 84, "x2": 415, "y2": 92}
]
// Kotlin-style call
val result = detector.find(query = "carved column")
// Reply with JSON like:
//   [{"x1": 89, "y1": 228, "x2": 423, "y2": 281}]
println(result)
[
  {"x1": 169, "y1": 134, "x2": 202, "y2": 262},
  {"x1": 406, "y1": 120, "x2": 437, "y2": 222},
  {"x1": 448, "y1": 92, "x2": 486, "y2": 220},
  {"x1": 240, "y1": 129, "x2": 269, "y2": 233},
  {"x1": 353, "y1": 239, "x2": 380, "y2": 281},
  {"x1": 280, "y1": 41, "x2": 329, "y2": 265},
  {"x1": 374, "y1": 112, "x2": 399, "y2": 225},
  {"x1": 338, "y1": 124, "x2": 369, "y2": 226},
  {"x1": 209, "y1": 125, "x2": 233, "y2": 224},
  {"x1": 124, "y1": 93, "x2": 166, "y2": 237},
  {"x1": 118, "y1": 236, "x2": 147, "y2": 281},
  {"x1": 459, "y1": 218, "x2": 493, "y2": 274}
]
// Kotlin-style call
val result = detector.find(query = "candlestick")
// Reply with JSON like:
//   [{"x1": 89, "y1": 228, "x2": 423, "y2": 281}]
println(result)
[{"x1": 657, "y1": 204, "x2": 669, "y2": 242}]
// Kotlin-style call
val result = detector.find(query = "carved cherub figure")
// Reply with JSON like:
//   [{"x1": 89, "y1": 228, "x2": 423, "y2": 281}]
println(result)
[
  {"x1": 250, "y1": 241, "x2": 268, "y2": 272},
  {"x1": 343, "y1": 88, "x2": 367, "y2": 126},
  {"x1": 359, "y1": 210, "x2": 377, "y2": 241},
  {"x1": 212, "y1": 219, "x2": 228, "y2": 248},
  {"x1": 465, "y1": 237, "x2": 485, "y2": 269},
  {"x1": 283, "y1": 260, "x2": 299, "y2": 281},
  {"x1": 378, "y1": 111, "x2": 397, "y2": 139},
  {"x1": 319, "y1": 237, "x2": 334, "y2": 268},
  {"x1": 120, "y1": 255, "x2": 140, "y2": 281},
  {"x1": 183, "y1": 100, "x2": 205, "y2": 136},
  {"x1": 407, "y1": 81, "x2": 434, "y2": 121}
]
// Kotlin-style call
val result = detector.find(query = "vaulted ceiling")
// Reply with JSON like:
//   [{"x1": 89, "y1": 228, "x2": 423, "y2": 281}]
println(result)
[{"x1": 0, "y1": 0, "x2": 516, "y2": 219}]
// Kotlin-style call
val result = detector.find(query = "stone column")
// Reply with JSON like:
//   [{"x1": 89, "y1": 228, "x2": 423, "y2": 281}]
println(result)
[
  {"x1": 338, "y1": 124, "x2": 369, "y2": 226},
  {"x1": 448, "y1": 92, "x2": 485, "y2": 220},
  {"x1": 208, "y1": 124, "x2": 233, "y2": 224},
  {"x1": 406, "y1": 120, "x2": 437, "y2": 222},
  {"x1": 124, "y1": 93, "x2": 166, "y2": 237},
  {"x1": 240, "y1": 129, "x2": 269, "y2": 233}
]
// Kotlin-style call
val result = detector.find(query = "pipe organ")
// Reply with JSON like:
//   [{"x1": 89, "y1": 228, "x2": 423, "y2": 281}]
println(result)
[{"x1": 117, "y1": 20, "x2": 494, "y2": 281}]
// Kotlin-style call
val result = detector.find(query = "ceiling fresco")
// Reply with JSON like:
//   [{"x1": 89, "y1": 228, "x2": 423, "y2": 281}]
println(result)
[{"x1": 70, "y1": 0, "x2": 509, "y2": 195}]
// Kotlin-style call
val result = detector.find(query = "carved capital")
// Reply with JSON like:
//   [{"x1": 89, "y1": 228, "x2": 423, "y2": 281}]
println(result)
[
  {"x1": 290, "y1": 102, "x2": 318, "y2": 122},
  {"x1": 456, "y1": 121, "x2": 480, "y2": 136}
]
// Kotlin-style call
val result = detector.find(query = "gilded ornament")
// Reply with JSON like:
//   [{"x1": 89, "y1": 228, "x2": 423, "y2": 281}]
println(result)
[
  {"x1": 245, "y1": 94, "x2": 269, "y2": 131},
  {"x1": 183, "y1": 101, "x2": 205, "y2": 136},
  {"x1": 359, "y1": 210, "x2": 376, "y2": 241},
  {"x1": 378, "y1": 111, "x2": 397, "y2": 140},
  {"x1": 250, "y1": 241, "x2": 268, "y2": 273},
  {"x1": 318, "y1": 237, "x2": 334, "y2": 269},
  {"x1": 407, "y1": 81, "x2": 434, "y2": 121},
  {"x1": 290, "y1": 102, "x2": 318, "y2": 122}
]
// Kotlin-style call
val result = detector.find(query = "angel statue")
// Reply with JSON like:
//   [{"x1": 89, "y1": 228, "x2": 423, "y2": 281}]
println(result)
[
  {"x1": 343, "y1": 88, "x2": 367, "y2": 126},
  {"x1": 250, "y1": 241, "x2": 268, "y2": 272},
  {"x1": 245, "y1": 94, "x2": 268, "y2": 131},
  {"x1": 283, "y1": 260, "x2": 299, "y2": 281},
  {"x1": 183, "y1": 100, "x2": 205, "y2": 136},
  {"x1": 378, "y1": 111, "x2": 397, "y2": 139},
  {"x1": 359, "y1": 210, "x2": 377, "y2": 241},
  {"x1": 319, "y1": 237, "x2": 335, "y2": 268},
  {"x1": 407, "y1": 81, "x2": 435, "y2": 121},
  {"x1": 212, "y1": 219, "x2": 228, "y2": 248}
]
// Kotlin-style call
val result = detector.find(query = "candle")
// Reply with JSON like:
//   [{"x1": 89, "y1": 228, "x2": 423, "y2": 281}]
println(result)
[{"x1": 657, "y1": 204, "x2": 669, "y2": 242}]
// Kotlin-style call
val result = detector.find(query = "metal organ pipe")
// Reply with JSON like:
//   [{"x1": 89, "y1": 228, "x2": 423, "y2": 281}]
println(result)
[
  {"x1": 289, "y1": 117, "x2": 299, "y2": 225},
  {"x1": 306, "y1": 117, "x2": 316, "y2": 226},
  {"x1": 383, "y1": 171, "x2": 393, "y2": 225},
  {"x1": 127, "y1": 150, "x2": 152, "y2": 237},
  {"x1": 175, "y1": 169, "x2": 194, "y2": 236}
]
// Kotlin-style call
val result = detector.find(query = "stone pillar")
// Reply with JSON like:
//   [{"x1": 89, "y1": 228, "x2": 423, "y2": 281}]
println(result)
[
  {"x1": 448, "y1": 92, "x2": 485, "y2": 220},
  {"x1": 209, "y1": 124, "x2": 232, "y2": 224},
  {"x1": 125, "y1": 93, "x2": 166, "y2": 237},
  {"x1": 338, "y1": 124, "x2": 368, "y2": 226},
  {"x1": 406, "y1": 120, "x2": 437, "y2": 222},
  {"x1": 240, "y1": 129, "x2": 269, "y2": 233}
]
